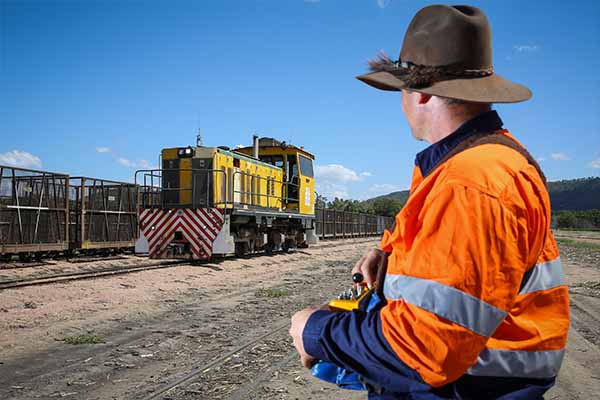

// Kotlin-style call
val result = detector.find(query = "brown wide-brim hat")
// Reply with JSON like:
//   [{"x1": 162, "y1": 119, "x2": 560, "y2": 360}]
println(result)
[{"x1": 357, "y1": 5, "x2": 532, "y2": 103}]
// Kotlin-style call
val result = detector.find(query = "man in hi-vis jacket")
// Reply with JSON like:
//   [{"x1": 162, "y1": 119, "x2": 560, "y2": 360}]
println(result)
[{"x1": 289, "y1": 4, "x2": 569, "y2": 400}]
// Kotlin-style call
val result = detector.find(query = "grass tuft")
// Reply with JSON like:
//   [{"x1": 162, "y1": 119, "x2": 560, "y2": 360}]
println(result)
[
  {"x1": 255, "y1": 287, "x2": 290, "y2": 298},
  {"x1": 63, "y1": 334, "x2": 104, "y2": 345},
  {"x1": 555, "y1": 238, "x2": 600, "y2": 250}
]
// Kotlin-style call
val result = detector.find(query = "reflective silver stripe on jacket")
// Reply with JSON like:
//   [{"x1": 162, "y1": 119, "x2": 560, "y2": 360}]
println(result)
[
  {"x1": 467, "y1": 348, "x2": 565, "y2": 378},
  {"x1": 519, "y1": 257, "x2": 566, "y2": 295},
  {"x1": 383, "y1": 274, "x2": 507, "y2": 337}
]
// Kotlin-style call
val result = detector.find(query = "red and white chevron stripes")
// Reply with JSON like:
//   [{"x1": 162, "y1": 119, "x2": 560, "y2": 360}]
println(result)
[{"x1": 139, "y1": 208, "x2": 225, "y2": 259}]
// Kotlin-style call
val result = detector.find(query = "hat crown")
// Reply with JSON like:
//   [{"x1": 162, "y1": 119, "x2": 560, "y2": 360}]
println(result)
[{"x1": 400, "y1": 5, "x2": 492, "y2": 69}]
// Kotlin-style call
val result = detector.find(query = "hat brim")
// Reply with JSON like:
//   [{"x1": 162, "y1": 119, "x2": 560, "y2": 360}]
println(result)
[{"x1": 356, "y1": 71, "x2": 532, "y2": 103}]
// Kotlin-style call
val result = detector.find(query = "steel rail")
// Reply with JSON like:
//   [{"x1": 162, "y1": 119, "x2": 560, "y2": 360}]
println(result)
[
  {"x1": 142, "y1": 322, "x2": 290, "y2": 400},
  {"x1": 0, "y1": 259, "x2": 189, "y2": 291}
]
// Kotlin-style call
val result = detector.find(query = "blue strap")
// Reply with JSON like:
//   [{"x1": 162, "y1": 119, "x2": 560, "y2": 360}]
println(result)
[
  {"x1": 310, "y1": 360, "x2": 368, "y2": 390},
  {"x1": 310, "y1": 291, "x2": 383, "y2": 391}
]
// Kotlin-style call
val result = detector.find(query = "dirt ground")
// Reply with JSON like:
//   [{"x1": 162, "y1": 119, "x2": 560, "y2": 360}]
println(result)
[{"x1": 0, "y1": 235, "x2": 598, "y2": 400}]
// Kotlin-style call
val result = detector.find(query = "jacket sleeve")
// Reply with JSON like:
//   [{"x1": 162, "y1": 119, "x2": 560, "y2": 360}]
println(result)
[
  {"x1": 377, "y1": 181, "x2": 547, "y2": 386},
  {"x1": 302, "y1": 308, "x2": 432, "y2": 393}
]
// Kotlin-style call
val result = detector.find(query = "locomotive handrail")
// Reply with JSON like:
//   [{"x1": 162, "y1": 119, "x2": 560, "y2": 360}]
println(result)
[
  {"x1": 134, "y1": 168, "x2": 228, "y2": 210},
  {"x1": 230, "y1": 170, "x2": 299, "y2": 209},
  {"x1": 134, "y1": 168, "x2": 300, "y2": 212}
]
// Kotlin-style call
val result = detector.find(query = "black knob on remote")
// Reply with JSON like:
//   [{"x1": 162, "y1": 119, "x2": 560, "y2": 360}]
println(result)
[{"x1": 352, "y1": 272, "x2": 364, "y2": 284}]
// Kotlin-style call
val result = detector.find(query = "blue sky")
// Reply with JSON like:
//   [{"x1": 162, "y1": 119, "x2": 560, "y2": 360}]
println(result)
[{"x1": 1, "y1": 0, "x2": 599, "y2": 200}]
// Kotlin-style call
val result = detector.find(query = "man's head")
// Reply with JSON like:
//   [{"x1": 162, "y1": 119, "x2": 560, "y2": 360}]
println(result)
[
  {"x1": 357, "y1": 5, "x2": 531, "y2": 104},
  {"x1": 401, "y1": 90, "x2": 491, "y2": 143}
]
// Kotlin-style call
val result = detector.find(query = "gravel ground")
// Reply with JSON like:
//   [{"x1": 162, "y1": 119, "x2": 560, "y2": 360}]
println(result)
[{"x1": 0, "y1": 234, "x2": 598, "y2": 400}]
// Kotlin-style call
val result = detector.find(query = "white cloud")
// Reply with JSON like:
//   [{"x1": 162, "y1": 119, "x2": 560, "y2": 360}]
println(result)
[
  {"x1": 550, "y1": 152, "x2": 570, "y2": 161},
  {"x1": 137, "y1": 159, "x2": 152, "y2": 169},
  {"x1": 116, "y1": 158, "x2": 156, "y2": 169},
  {"x1": 316, "y1": 182, "x2": 349, "y2": 200},
  {"x1": 0, "y1": 150, "x2": 43, "y2": 169},
  {"x1": 97, "y1": 146, "x2": 152, "y2": 169},
  {"x1": 118, "y1": 158, "x2": 136, "y2": 167},
  {"x1": 536, "y1": 156, "x2": 546, "y2": 162},
  {"x1": 367, "y1": 183, "x2": 402, "y2": 196},
  {"x1": 590, "y1": 159, "x2": 600, "y2": 169},
  {"x1": 315, "y1": 163, "x2": 372, "y2": 200},
  {"x1": 315, "y1": 164, "x2": 368, "y2": 183},
  {"x1": 513, "y1": 45, "x2": 540, "y2": 53}
]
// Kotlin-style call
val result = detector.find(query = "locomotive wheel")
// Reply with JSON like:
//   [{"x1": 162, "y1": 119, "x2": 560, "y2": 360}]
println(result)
[
  {"x1": 282, "y1": 239, "x2": 296, "y2": 253},
  {"x1": 264, "y1": 243, "x2": 274, "y2": 256},
  {"x1": 235, "y1": 242, "x2": 248, "y2": 257}
]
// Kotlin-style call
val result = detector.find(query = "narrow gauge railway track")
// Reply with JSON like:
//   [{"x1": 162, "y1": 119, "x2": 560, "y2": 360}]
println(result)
[
  {"x1": 0, "y1": 259, "x2": 189, "y2": 290},
  {"x1": 567, "y1": 292, "x2": 600, "y2": 364},
  {"x1": 142, "y1": 322, "x2": 290, "y2": 400},
  {"x1": 0, "y1": 255, "x2": 129, "y2": 270},
  {"x1": 0, "y1": 238, "x2": 378, "y2": 291}
]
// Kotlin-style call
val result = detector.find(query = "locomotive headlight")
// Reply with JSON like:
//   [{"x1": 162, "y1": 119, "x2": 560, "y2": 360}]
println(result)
[{"x1": 178, "y1": 147, "x2": 195, "y2": 158}]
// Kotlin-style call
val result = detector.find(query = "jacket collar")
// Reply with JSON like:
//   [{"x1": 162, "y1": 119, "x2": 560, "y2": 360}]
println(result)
[{"x1": 414, "y1": 110, "x2": 503, "y2": 177}]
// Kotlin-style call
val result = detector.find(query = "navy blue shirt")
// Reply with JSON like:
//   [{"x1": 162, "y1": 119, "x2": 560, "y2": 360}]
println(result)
[{"x1": 415, "y1": 110, "x2": 503, "y2": 177}]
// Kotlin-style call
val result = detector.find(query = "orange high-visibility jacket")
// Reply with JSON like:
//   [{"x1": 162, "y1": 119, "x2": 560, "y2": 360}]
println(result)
[
  {"x1": 379, "y1": 126, "x2": 569, "y2": 387},
  {"x1": 302, "y1": 111, "x2": 569, "y2": 398}
]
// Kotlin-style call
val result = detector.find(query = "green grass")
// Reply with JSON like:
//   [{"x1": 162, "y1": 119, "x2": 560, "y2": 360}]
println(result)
[
  {"x1": 555, "y1": 238, "x2": 600, "y2": 250},
  {"x1": 63, "y1": 334, "x2": 104, "y2": 345},
  {"x1": 555, "y1": 227, "x2": 600, "y2": 232},
  {"x1": 255, "y1": 287, "x2": 290, "y2": 298}
]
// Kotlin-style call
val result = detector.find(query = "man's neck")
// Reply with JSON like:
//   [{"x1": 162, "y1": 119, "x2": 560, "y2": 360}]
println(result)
[{"x1": 425, "y1": 105, "x2": 492, "y2": 144}]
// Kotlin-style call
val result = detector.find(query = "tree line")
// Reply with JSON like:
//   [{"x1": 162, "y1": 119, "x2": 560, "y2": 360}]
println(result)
[
  {"x1": 552, "y1": 210, "x2": 600, "y2": 230},
  {"x1": 318, "y1": 194, "x2": 600, "y2": 231},
  {"x1": 316, "y1": 195, "x2": 403, "y2": 217}
]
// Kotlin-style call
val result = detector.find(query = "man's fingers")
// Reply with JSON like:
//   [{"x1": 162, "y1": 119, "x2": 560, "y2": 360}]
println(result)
[
  {"x1": 352, "y1": 248, "x2": 383, "y2": 287},
  {"x1": 364, "y1": 267, "x2": 376, "y2": 288},
  {"x1": 352, "y1": 254, "x2": 366, "y2": 274}
]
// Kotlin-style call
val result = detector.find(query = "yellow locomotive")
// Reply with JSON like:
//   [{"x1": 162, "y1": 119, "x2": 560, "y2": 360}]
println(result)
[{"x1": 135, "y1": 136, "x2": 317, "y2": 259}]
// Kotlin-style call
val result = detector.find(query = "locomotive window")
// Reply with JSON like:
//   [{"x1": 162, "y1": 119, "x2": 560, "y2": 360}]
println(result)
[
  {"x1": 259, "y1": 155, "x2": 284, "y2": 168},
  {"x1": 287, "y1": 156, "x2": 298, "y2": 180},
  {"x1": 299, "y1": 155, "x2": 314, "y2": 178}
]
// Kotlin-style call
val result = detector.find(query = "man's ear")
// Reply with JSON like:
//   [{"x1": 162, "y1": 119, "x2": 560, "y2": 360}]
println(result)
[{"x1": 417, "y1": 93, "x2": 432, "y2": 105}]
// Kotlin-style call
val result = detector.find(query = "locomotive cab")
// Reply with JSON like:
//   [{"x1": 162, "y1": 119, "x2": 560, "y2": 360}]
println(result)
[{"x1": 235, "y1": 137, "x2": 315, "y2": 216}]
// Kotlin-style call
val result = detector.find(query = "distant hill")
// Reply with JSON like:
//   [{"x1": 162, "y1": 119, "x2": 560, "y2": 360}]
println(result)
[
  {"x1": 548, "y1": 177, "x2": 600, "y2": 210},
  {"x1": 363, "y1": 190, "x2": 410, "y2": 207},
  {"x1": 365, "y1": 177, "x2": 600, "y2": 211}
]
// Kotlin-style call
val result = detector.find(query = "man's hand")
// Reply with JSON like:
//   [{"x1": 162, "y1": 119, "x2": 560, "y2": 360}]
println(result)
[
  {"x1": 289, "y1": 306, "x2": 326, "y2": 368},
  {"x1": 352, "y1": 248, "x2": 385, "y2": 288}
]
